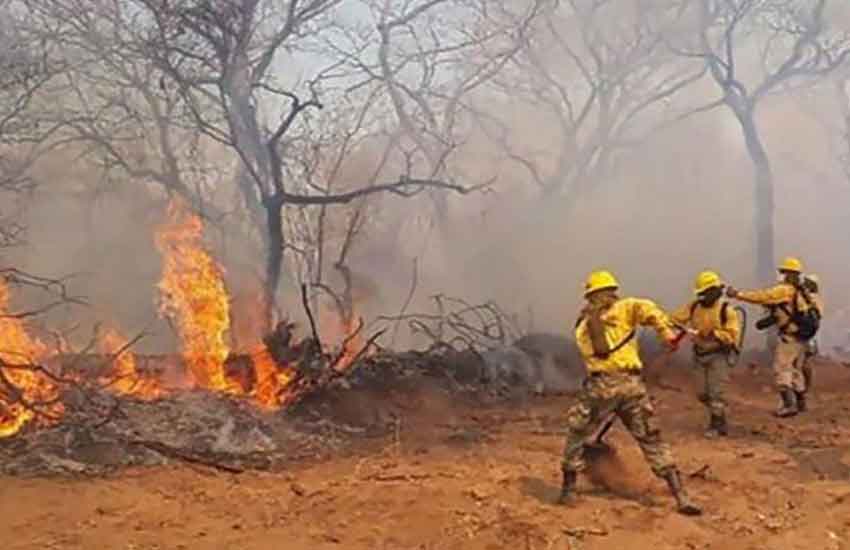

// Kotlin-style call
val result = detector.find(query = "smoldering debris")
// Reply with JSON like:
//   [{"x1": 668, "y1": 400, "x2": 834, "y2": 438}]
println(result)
[{"x1": 0, "y1": 338, "x2": 585, "y2": 476}]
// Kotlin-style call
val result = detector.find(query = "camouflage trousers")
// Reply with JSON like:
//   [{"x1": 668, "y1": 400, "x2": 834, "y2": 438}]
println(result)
[
  {"x1": 694, "y1": 352, "x2": 730, "y2": 417},
  {"x1": 801, "y1": 339, "x2": 818, "y2": 392},
  {"x1": 774, "y1": 338, "x2": 806, "y2": 392},
  {"x1": 561, "y1": 370, "x2": 675, "y2": 477}
]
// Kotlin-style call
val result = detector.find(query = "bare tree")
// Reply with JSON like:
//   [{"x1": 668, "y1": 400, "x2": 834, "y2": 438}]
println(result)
[
  {"x1": 358, "y1": 0, "x2": 543, "y2": 226},
  {"x1": 679, "y1": 0, "x2": 850, "y2": 281},
  {"x1": 0, "y1": 1, "x2": 67, "y2": 248},
  {"x1": 126, "y1": 0, "x2": 479, "y2": 329},
  {"x1": 472, "y1": 0, "x2": 705, "y2": 212}
]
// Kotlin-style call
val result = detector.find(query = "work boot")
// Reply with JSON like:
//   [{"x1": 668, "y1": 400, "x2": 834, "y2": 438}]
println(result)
[
  {"x1": 556, "y1": 468, "x2": 577, "y2": 505},
  {"x1": 705, "y1": 413, "x2": 728, "y2": 438},
  {"x1": 663, "y1": 468, "x2": 702, "y2": 516},
  {"x1": 795, "y1": 391, "x2": 807, "y2": 413},
  {"x1": 775, "y1": 388, "x2": 798, "y2": 418}
]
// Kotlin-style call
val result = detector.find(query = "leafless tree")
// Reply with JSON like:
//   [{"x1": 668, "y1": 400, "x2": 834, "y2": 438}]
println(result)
[
  {"x1": 338, "y1": 0, "x2": 545, "y2": 227},
  {"x1": 24, "y1": 0, "x2": 492, "y2": 331},
  {"x1": 677, "y1": 0, "x2": 850, "y2": 281},
  {"x1": 129, "y1": 0, "x2": 483, "y2": 329},
  {"x1": 0, "y1": 1, "x2": 67, "y2": 249},
  {"x1": 472, "y1": 0, "x2": 705, "y2": 212}
]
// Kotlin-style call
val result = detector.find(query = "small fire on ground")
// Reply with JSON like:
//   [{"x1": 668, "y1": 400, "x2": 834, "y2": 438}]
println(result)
[{"x1": 0, "y1": 200, "x2": 363, "y2": 438}]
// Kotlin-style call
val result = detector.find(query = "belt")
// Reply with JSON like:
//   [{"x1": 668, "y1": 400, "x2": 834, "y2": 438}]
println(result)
[
  {"x1": 694, "y1": 346, "x2": 729, "y2": 357},
  {"x1": 588, "y1": 368, "x2": 641, "y2": 377}
]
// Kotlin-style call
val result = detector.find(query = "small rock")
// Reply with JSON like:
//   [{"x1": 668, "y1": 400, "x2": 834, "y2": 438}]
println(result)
[{"x1": 466, "y1": 487, "x2": 491, "y2": 501}]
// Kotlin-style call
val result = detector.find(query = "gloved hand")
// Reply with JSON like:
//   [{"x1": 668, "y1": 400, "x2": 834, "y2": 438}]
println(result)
[
  {"x1": 667, "y1": 329, "x2": 687, "y2": 352},
  {"x1": 726, "y1": 286, "x2": 739, "y2": 298}
]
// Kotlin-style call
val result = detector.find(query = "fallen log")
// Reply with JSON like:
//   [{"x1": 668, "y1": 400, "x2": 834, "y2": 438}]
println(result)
[{"x1": 128, "y1": 439, "x2": 245, "y2": 474}]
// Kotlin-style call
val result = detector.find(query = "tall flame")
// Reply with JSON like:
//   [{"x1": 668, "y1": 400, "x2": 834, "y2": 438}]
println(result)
[
  {"x1": 0, "y1": 279, "x2": 62, "y2": 438},
  {"x1": 154, "y1": 200, "x2": 239, "y2": 393}
]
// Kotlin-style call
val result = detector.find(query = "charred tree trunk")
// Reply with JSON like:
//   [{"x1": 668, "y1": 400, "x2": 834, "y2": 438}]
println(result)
[{"x1": 263, "y1": 200, "x2": 284, "y2": 332}]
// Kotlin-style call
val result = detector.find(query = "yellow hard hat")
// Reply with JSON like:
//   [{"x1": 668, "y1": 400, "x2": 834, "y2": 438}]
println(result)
[
  {"x1": 778, "y1": 257, "x2": 803, "y2": 273},
  {"x1": 584, "y1": 270, "x2": 619, "y2": 297},
  {"x1": 694, "y1": 270, "x2": 723, "y2": 295}
]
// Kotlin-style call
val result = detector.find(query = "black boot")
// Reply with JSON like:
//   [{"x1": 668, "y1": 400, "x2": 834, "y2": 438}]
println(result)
[
  {"x1": 715, "y1": 413, "x2": 728, "y2": 436},
  {"x1": 775, "y1": 388, "x2": 798, "y2": 418},
  {"x1": 705, "y1": 413, "x2": 728, "y2": 438},
  {"x1": 557, "y1": 468, "x2": 577, "y2": 505},
  {"x1": 795, "y1": 391, "x2": 807, "y2": 413},
  {"x1": 663, "y1": 468, "x2": 702, "y2": 516}
]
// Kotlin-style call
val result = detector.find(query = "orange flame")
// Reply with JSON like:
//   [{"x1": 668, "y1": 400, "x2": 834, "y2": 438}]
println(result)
[
  {"x1": 97, "y1": 327, "x2": 164, "y2": 400},
  {"x1": 250, "y1": 346, "x2": 296, "y2": 409},
  {"x1": 0, "y1": 279, "x2": 62, "y2": 438},
  {"x1": 154, "y1": 200, "x2": 240, "y2": 394}
]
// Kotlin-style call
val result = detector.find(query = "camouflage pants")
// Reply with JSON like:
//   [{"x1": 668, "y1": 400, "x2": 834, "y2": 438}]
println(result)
[
  {"x1": 561, "y1": 371, "x2": 675, "y2": 477},
  {"x1": 801, "y1": 339, "x2": 818, "y2": 392},
  {"x1": 774, "y1": 338, "x2": 806, "y2": 392},
  {"x1": 694, "y1": 353, "x2": 730, "y2": 417}
]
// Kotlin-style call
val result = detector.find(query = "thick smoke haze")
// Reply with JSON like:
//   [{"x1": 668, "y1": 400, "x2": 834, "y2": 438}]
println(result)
[{"x1": 4, "y1": 0, "x2": 850, "y2": 355}]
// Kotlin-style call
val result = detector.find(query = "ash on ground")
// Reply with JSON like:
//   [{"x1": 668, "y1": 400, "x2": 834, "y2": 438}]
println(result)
[{"x1": 0, "y1": 341, "x2": 585, "y2": 477}]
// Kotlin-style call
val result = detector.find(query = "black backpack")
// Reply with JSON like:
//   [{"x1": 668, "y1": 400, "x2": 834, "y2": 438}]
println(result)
[{"x1": 780, "y1": 287, "x2": 821, "y2": 340}]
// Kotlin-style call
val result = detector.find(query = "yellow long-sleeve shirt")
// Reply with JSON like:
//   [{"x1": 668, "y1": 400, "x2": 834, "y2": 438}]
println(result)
[
  {"x1": 671, "y1": 300, "x2": 741, "y2": 353},
  {"x1": 736, "y1": 283, "x2": 815, "y2": 336},
  {"x1": 575, "y1": 297, "x2": 678, "y2": 373}
]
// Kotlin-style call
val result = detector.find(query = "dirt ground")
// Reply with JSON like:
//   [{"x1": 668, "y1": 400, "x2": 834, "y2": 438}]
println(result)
[{"x1": 3, "y1": 358, "x2": 850, "y2": 550}]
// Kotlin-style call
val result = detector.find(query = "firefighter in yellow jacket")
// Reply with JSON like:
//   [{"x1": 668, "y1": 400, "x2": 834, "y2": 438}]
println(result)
[
  {"x1": 672, "y1": 271, "x2": 741, "y2": 438},
  {"x1": 727, "y1": 257, "x2": 820, "y2": 417},
  {"x1": 558, "y1": 270, "x2": 701, "y2": 516}
]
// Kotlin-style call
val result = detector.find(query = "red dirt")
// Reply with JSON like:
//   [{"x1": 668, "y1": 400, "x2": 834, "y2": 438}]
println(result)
[{"x1": 3, "y1": 358, "x2": 850, "y2": 550}]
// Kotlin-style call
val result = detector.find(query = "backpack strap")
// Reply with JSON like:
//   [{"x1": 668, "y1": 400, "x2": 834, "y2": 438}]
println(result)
[
  {"x1": 574, "y1": 314, "x2": 635, "y2": 357},
  {"x1": 777, "y1": 284, "x2": 814, "y2": 332},
  {"x1": 606, "y1": 330, "x2": 636, "y2": 355},
  {"x1": 691, "y1": 300, "x2": 729, "y2": 324}
]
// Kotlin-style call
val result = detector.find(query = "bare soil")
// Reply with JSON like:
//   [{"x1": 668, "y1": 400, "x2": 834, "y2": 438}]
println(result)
[{"x1": 3, "y1": 357, "x2": 850, "y2": 550}]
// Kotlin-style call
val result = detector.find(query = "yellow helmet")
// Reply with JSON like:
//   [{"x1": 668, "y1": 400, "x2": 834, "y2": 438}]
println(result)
[
  {"x1": 584, "y1": 270, "x2": 619, "y2": 297},
  {"x1": 694, "y1": 270, "x2": 723, "y2": 295},
  {"x1": 778, "y1": 257, "x2": 803, "y2": 273}
]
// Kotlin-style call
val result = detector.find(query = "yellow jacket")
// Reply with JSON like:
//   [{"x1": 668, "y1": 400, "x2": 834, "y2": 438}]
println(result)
[
  {"x1": 671, "y1": 300, "x2": 740, "y2": 353},
  {"x1": 736, "y1": 283, "x2": 814, "y2": 336},
  {"x1": 575, "y1": 297, "x2": 677, "y2": 373}
]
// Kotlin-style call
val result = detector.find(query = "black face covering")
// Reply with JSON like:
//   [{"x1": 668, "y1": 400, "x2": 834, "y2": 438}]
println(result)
[
  {"x1": 782, "y1": 271, "x2": 801, "y2": 286},
  {"x1": 698, "y1": 286, "x2": 723, "y2": 306}
]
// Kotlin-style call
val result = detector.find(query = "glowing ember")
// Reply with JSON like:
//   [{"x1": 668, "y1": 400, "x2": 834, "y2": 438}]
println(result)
[
  {"x1": 97, "y1": 327, "x2": 164, "y2": 400},
  {"x1": 154, "y1": 200, "x2": 240, "y2": 394},
  {"x1": 0, "y1": 279, "x2": 62, "y2": 438}
]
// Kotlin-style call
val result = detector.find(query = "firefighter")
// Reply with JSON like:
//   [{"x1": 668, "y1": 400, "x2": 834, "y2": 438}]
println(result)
[
  {"x1": 672, "y1": 271, "x2": 741, "y2": 438},
  {"x1": 558, "y1": 270, "x2": 701, "y2": 516},
  {"x1": 727, "y1": 257, "x2": 821, "y2": 417}
]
